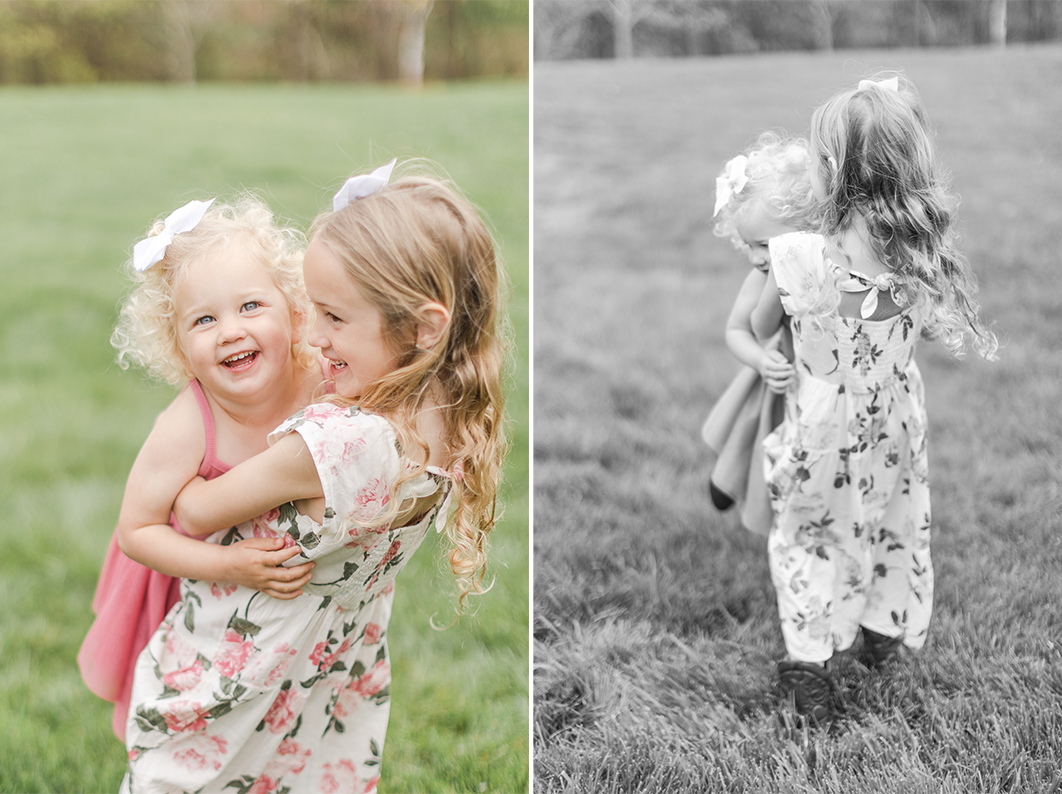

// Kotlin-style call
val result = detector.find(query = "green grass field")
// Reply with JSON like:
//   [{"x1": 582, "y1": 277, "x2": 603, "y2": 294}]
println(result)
[
  {"x1": 0, "y1": 81, "x2": 528, "y2": 794},
  {"x1": 533, "y1": 47, "x2": 1062, "y2": 792}
]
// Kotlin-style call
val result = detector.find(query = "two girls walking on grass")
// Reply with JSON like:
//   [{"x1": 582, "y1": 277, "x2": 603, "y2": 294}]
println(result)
[{"x1": 707, "y1": 74, "x2": 996, "y2": 725}]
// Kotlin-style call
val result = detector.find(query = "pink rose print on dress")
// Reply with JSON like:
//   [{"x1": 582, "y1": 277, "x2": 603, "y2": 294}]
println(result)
[
  {"x1": 344, "y1": 523, "x2": 389, "y2": 552},
  {"x1": 214, "y1": 629, "x2": 255, "y2": 679},
  {"x1": 320, "y1": 759, "x2": 377, "y2": 794},
  {"x1": 310, "y1": 636, "x2": 353, "y2": 673},
  {"x1": 301, "y1": 404, "x2": 338, "y2": 425},
  {"x1": 364, "y1": 542, "x2": 401, "y2": 590},
  {"x1": 172, "y1": 733, "x2": 228, "y2": 772},
  {"x1": 363, "y1": 623, "x2": 382, "y2": 645},
  {"x1": 327, "y1": 438, "x2": 369, "y2": 478},
  {"x1": 354, "y1": 478, "x2": 391, "y2": 517},
  {"x1": 354, "y1": 659, "x2": 390, "y2": 698},
  {"x1": 247, "y1": 774, "x2": 280, "y2": 794},
  {"x1": 331, "y1": 677, "x2": 360, "y2": 721},
  {"x1": 162, "y1": 658, "x2": 204, "y2": 693},
  {"x1": 263, "y1": 738, "x2": 312, "y2": 778},
  {"x1": 162, "y1": 700, "x2": 212, "y2": 734},
  {"x1": 249, "y1": 507, "x2": 282, "y2": 537},
  {"x1": 161, "y1": 627, "x2": 204, "y2": 692},
  {"x1": 210, "y1": 582, "x2": 239, "y2": 600},
  {"x1": 262, "y1": 687, "x2": 306, "y2": 734},
  {"x1": 243, "y1": 643, "x2": 298, "y2": 688}
]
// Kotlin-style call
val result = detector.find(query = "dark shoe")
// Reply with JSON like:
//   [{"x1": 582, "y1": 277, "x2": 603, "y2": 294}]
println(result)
[
  {"x1": 777, "y1": 660, "x2": 833, "y2": 725},
  {"x1": 709, "y1": 480, "x2": 735, "y2": 511},
  {"x1": 861, "y1": 626, "x2": 903, "y2": 668}
]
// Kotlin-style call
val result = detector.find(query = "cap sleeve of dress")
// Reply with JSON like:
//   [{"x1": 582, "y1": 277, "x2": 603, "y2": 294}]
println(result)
[
  {"x1": 768, "y1": 232, "x2": 829, "y2": 318},
  {"x1": 268, "y1": 403, "x2": 401, "y2": 527}
]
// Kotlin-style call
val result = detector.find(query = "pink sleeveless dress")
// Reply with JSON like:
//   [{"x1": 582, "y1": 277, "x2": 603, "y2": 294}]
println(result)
[{"x1": 78, "y1": 380, "x2": 231, "y2": 740}]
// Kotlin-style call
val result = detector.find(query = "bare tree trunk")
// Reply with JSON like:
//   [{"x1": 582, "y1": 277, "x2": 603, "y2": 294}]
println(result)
[
  {"x1": 988, "y1": 0, "x2": 1007, "y2": 46},
  {"x1": 289, "y1": 0, "x2": 329, "y2": 81},
  {"x1": 398, "y1": 0, "x2": 435, "y2": 86},
  {"x1": 612, "y1": 0, "x2": 634, "y2": 59},
  {"x1": 810, "y1": 0, "x2": 835, "y2": 50},
  {"x1": 161, "y1": 0, "x2": 197, "y2": 83}
]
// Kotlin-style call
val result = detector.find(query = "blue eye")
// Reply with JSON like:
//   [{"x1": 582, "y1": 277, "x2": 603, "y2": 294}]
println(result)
[
  {"x1": 194, "y1": 315, "x2": 214, "y2": 326},
  {"x1": 242, "y1": 301, "x2": 260, "y2": 312}
]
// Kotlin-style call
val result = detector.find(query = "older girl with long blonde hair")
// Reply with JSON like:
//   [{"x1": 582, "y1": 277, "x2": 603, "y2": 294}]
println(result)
[{"x1": 752, "y1": 74, "x2": 996, "y2": 725}]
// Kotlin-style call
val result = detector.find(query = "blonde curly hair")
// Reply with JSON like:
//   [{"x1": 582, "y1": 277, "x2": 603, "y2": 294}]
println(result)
[
  {"x1": 112, "y1": 194, "x2": 315, "y2": 385},
  {"x1": 311, "y1": 164, "x2": 509, "y2": 615},
  {"x1": 713, "y1": 131, "x2": 819, "y2": 251}
]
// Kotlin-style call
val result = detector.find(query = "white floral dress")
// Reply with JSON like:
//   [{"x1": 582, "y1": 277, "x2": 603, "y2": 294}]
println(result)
[
  {"x1": 763, "y1": 232, "x2": 933, "y2": 664},
  {"x1": 122, "y1": 403, "x2": 451, "y2": 794}
]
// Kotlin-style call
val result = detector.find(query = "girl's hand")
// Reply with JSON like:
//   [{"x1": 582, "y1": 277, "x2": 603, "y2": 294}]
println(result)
[
  {"x1": 760, "y1": 349, "x2": 795, "y2": 394},
  {"x1": 223, "y1": 537, "x2": 315, "y2": 600}
]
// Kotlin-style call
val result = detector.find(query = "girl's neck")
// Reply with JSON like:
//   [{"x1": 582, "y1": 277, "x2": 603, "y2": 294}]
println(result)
[
  {"x1": 374, "y1": 387, "x2": 449, "y2": 470},
  {"x1": 827, "y1": 215, "x2": 888, "y2": 277},
  {"x1": 204, "y1": 362, "x2": 318, "y2": 437}
]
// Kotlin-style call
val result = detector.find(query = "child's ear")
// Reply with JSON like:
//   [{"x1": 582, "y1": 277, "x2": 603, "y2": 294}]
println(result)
[{"x1": 415, "y1": 302, "x2": 451, "y2": 350}]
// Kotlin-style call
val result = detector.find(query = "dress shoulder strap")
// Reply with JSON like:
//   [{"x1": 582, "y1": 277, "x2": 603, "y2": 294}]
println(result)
[{"x1": 188, "y1": 380, "x2": 232, "y2": 477}]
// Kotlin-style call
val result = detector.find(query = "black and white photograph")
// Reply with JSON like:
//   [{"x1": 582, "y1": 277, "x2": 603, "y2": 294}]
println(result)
[{"x1": 533, "y1": 1, "x2": 1062, "y2": 791}]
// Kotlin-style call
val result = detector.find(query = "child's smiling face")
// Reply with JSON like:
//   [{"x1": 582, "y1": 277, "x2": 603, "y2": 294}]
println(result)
[
  {"x1": 173, "y1": 241, "x2": 299, "y2": 403},
  {"x1": 731, "y1": 198, "x2": 795, "y2": 268},
  {"x1": 302, "y1": 237, "x2": 399, "y2": 400}
]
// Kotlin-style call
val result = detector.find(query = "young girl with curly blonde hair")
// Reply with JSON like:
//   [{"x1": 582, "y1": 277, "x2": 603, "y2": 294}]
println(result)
[
  {"x1": 702, "y1": 132, "x2": 816, "y2": 535},
  {"x1": 79, "y1": 195, "x2": 321, "y2": 741},
  {"x1": 120, "y1": 161, "x2": 508, "y2": 793},
  {"x1": 753, "y1": 75, "x2": 997, "y2": 724}
]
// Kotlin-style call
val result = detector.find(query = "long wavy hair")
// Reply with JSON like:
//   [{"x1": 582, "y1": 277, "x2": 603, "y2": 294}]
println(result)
[
  {"x1": 311, "y1": 167, "x2": 509, "y2": 614},
  {"x1": 811, "y1": 72, "x2": 997, "y2": 359},
  {"x1": 112, "y1": 194, "x2": 314, "y2": 385},
  {"x1": 713, "y1": 131, "x2": 819, "y2": 247}
]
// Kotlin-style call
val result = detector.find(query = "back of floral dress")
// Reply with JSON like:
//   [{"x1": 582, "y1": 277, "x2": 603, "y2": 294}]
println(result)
[{"x1": 761, "y1": 231, "x2": 933, "y2": 665}]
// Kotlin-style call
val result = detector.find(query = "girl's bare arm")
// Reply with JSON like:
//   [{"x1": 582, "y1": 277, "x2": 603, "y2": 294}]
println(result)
[
  {"x1": 173, "y1": 432, "x2": 324, "y2": 536},
  {"x1": 751, "y1": 268, "x2": 785, "y2": 343},
  {"x1": 116, "y1": 390, "x2": 313, "y2": 598}
]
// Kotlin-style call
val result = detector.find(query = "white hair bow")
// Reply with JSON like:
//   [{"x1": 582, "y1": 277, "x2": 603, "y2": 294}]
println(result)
[
  {"x1": 858, "y1": 76, "x2": 899, "y2": 93},
  {"x1": 332, "y1": 159, "x2": 397, "y2": 212},
  {"x1": 132, "y1": 198, "x2": 215, "y2": 272},
  {"x1": 838, "y1": 269, "x2": 899, "y2": 319},
  {"x1": 713, "y1": 155, "x2": 749, "y2": 217}
]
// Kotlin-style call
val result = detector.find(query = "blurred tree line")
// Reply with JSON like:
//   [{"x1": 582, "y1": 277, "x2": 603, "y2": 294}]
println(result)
[
  {"x1": 0, "y1": 0, "x2": 528, "y2": 84},
  {"x1": 534, "y1": 0, "x2": 1062, "y2": 60}
]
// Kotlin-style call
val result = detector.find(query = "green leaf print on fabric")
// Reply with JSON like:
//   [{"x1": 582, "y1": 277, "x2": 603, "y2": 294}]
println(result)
[
  {"x1": 133, "y1": 704, "x2": 169, "y2": 734},
  {"x1": 227, "y1": 611, "x2": 262, "y2": 638}
]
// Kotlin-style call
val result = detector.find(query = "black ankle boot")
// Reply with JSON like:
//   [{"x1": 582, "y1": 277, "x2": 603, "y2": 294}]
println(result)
[
  {"x1": 709, "y1": 480, "x2": 735, "y2": 511},
  {"x1": 861, "y1": 626, "x2": 903, "y2": 667},
  {"x1": 777, "y1": 660, "x2": 833, "y2": 725}
]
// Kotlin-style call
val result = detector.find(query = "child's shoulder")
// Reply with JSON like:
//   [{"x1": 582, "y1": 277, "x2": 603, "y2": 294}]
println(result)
[
  {"x1": 136, "y1": 382, "x2": 207, "y2": 472},
  {"x1": 768, "y1": 233, "x2": 833, "y2": 313},
  {"x1": 150, "y1": 383, "x2": 205, "y2": 440},
  {"x1": 269, "y1": 402, "x2": 396, "y2": 455},
  {"x1": 768, "y1": 231, "x2": 823, "y2": 262}
]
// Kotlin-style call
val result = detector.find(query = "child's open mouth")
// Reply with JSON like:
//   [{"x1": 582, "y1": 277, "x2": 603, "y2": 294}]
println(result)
[
  {"x1": 329, "y1": 359, "x2": 347, "y2": 375},
  {"x1": 222, "y1": 351, "x2": 259, "y2": 370}
]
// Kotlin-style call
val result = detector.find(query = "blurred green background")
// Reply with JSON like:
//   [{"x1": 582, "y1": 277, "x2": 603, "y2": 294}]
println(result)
[{"x1": 0, "y1": 79, "x2": 528, "y2": 793}]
